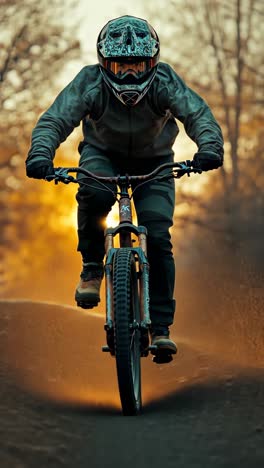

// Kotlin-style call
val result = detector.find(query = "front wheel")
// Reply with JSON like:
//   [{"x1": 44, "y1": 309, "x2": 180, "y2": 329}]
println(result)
[{"x1": 113, "y1": 248, "x2": 142, "y2": 416}]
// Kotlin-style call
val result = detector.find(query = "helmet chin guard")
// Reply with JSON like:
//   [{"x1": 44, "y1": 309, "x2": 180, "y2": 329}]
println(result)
[
  {"x1": 100, "y1": 67, "x2": 157, "y2": 106},
  {"x1": 97, "y1": 15, "x2": 160, "y2": 106}
]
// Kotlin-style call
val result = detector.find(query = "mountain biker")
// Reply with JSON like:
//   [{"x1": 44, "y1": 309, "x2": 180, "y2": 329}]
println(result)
[{"x1": 26, "y1": 15, "x2": 224, "y2": 356}]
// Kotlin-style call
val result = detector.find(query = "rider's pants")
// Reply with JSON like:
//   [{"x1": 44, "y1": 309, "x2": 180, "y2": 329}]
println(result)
[{"x1": 76, "y1": 145, "x2": 176, "y2": 329}]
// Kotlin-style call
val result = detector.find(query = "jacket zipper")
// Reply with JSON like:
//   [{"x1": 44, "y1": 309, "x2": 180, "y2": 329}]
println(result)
[{"x1": 128, "y1": 107, "x2": 132, "y2": 158}]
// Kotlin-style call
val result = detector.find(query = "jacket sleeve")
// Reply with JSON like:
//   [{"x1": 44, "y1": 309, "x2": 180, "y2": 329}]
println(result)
[
  {"x1": 26, "y1": 67, "x2": 92, "y2": 169},
  {"x1": 159, "y1": 64, "x2": 224, "y2": 160}
]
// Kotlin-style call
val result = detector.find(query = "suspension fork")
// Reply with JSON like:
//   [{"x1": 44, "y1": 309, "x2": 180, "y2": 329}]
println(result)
[
  {"x1": 104, "y1": 176, "x2": 132, "y2": 329},
  {"x1": 104, "y1": 229, "x2": 151, "y2": 329}
]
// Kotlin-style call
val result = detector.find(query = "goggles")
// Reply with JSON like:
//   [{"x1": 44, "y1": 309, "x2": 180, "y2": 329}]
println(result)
[{"x1": 101, "y1": 58, "x2": 157, "y2": 80}]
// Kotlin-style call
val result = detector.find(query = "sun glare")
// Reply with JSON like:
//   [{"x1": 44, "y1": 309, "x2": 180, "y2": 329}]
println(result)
[
  {"x1": 60, "y1": 206, "x2": 119, "y2": 230},
  {"x1": 106, "y1": 203, "x2": 119, "y2": 228},
  {"x1": 53, "y1": 202, "x2": 122, "y2": 232}
]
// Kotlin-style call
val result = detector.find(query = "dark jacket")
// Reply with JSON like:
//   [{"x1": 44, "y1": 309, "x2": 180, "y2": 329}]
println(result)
[{"x1": 26, "y1": 62, "x2": 224, "y2": 167}]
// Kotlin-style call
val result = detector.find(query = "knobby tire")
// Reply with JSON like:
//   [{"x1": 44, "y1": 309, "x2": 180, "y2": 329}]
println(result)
[{"x1": 113, "y1": 248, "x2": 142, "y2": 416}]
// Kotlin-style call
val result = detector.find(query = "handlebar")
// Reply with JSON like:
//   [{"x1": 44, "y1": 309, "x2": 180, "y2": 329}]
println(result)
[{"x1": 45, "y1": 160, "x2": 202, "y2": 186}]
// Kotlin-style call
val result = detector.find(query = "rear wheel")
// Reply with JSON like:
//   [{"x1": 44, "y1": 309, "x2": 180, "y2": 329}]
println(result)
[{"x1": 113, "y1": 248, "x2": 142, "y2": 416}]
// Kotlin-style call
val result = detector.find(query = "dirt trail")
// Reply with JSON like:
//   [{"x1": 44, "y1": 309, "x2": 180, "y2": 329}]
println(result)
[{"x1": 0, "y1": 301, "x2": 263, "y2": 468}]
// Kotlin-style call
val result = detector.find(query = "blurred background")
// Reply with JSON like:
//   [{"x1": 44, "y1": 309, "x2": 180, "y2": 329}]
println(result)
[{"x1": 0, "y1": 0, "x2": 263, "y2": 363}]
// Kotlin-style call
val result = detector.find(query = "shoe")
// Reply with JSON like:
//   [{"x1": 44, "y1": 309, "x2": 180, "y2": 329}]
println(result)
[
  {"x1": 75, "y1": 262, "x2": 104, "y2": 309},
  {"x1": 150, "y1": 327, "x2": 177, "y2": 363}
]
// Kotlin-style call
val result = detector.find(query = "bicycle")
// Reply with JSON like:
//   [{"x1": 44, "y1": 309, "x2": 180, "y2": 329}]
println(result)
[{"x1": 46, "y1": 160, "x2": 201, "y2": 415}]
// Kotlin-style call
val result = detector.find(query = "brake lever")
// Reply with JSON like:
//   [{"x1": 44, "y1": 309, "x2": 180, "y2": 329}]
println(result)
[
  {"x1": 174, "y1": 170, "x2": 189, "y2": 179},
  {"x1": 173, "y1": 163, "x2": 190, "y2": 179},
  {"x1": 45, "y1": 168, "x2": 77, "y2": 184}
]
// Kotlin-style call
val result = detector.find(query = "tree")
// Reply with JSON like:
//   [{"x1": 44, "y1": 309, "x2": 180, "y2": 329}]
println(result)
[
  {"x1": 0, "y1": 0, "x2": 81, "y2": 293},
  {"x1": 0, "y1": 0, "x2": 80, "y2": 159},
  {"x1": 144, "y1": 0, "x2": 263, "y2": 245},
  {"x1": 150, "y1": 0, "x2": 263, "y2": 193}
]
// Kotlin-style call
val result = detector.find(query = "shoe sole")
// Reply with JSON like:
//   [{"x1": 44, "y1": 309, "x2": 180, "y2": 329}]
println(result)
[
  {"x1": 76, "y1": 301, "x2": 99, "y2": 309},
  {"x1": 151, "y1": 348, "x2": 176, "y2": 364},
  {"x1": 75, "y1": 291, "x2": 100, "y2": 309}
]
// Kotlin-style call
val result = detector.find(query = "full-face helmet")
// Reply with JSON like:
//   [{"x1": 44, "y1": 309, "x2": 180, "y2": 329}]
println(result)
[{"x1": 97, "y1": 15, "x2": 160, "y2": 106}]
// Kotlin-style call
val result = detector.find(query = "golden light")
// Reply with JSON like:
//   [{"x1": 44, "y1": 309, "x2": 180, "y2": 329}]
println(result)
[
  {"x1": 56, "y1": 200, "x2": 121, "y2": 231},
  {"x1": 62, "y1": 207, "x2": 78, "y2": 229},
  {"x1": 49, "y1": 200, "x2": 121, "y2": 232},
  {"x1": 106, "y1": 202, "x2": 119, "y2": 228}
]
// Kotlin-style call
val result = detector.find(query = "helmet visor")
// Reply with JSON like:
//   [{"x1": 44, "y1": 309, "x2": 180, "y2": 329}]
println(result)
[{"x1": 101, "y1": 57, "x2": 157, "y2": 80}]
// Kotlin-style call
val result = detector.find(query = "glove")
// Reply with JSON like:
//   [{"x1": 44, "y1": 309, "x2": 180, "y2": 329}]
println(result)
[
  {"x1": 193, "y1": 151, "x2": 223, "y2": 171},
  {"x1": 26, "y1": 160, "x2": 55, "y2": 180}
]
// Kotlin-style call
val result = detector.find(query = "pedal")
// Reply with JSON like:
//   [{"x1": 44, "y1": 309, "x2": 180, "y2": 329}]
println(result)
[
  {"x1": 152, "y1": 352, "x2": 173, "y2": 364},
  {"x1": 139, "y1": 344, "x2": 156, "y2": 358},
  {"x1": 102, "y1": 345, "x2": 115, "y2": 356},
  {"x1": 102, "y1": 345, "x2": 111, "y2": 352}
]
